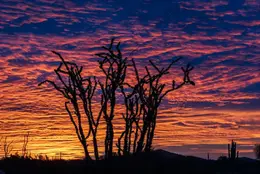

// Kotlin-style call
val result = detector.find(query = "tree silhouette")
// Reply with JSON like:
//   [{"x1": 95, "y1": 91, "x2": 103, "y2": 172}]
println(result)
[
  {"x1": 115, "y1": 58, "x2": 195, "y2": 154},
  {"x1": 39, "y1": 52, "x2": 102, "y2": 160},
  {"x1": 39, "y1": 38, "x2": 194, "y2": 159},
  {"x1": 117, "y1": 89, "x2": 143, "y2": 155},
  {"x1": 95, "y1": 38, "x2": 128, "y2": 159},
  {"x1": 254, "y1": 144, "x2": 260, "y2": 159},
  {"x1": 132, "y1": 59, "x2": 194, "y2": 153}
]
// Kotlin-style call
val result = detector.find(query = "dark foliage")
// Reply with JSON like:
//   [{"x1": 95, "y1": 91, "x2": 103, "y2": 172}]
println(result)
[
  {"x1": 1, "y1": 150, "x2": 260, "y2": 174},
  {"x1": 254, "y1": 144, "x2": 260, "y2": 159}
]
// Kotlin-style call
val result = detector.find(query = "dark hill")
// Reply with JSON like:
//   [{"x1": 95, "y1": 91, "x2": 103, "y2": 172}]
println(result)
[{"x1": 0, "y1": 150, "x2": 260, "y2": 174}]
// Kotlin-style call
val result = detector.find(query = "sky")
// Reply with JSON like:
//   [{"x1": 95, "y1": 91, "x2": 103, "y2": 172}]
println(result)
[{"x1": 0, "y1": 0, "x2": 260, "y2": 159}]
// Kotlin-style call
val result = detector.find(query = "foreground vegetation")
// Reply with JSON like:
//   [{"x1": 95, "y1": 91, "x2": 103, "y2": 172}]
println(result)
[
  {"x1": 1, "y1": 149, "x2": 260, "y2": 174},
  {"x1": 1, "y1": 137, "x2": 260, "y2": 174},
  {"x1": 38, "y1": 38, "x2": 195, "y2": 160}
]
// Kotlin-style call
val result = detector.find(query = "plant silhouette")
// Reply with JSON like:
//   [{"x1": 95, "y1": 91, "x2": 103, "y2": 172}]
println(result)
[
  {"x1": 131, "y1": 58, "x2": 194, "y2": 153},
  {"x1": 95, "y1": 38, "x2": 128, "y2": 158},
  {"x1": 254, "y1": 144, "x2": 260, "y2": 159},
  {"x1": 39, "y1": 38, "x2": 194, "y2": 160},
  {"x1": 39, "y1": 51, "x2": 101, "y2": 160},
  {"x1": 228, "y1": 140, "x2": 239, "y2": 160}
]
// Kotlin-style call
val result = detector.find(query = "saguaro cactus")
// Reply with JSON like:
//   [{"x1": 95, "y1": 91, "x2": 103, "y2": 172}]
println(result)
[{"x1": 228, "y1": 140, "x2": 239, "y2": 160}]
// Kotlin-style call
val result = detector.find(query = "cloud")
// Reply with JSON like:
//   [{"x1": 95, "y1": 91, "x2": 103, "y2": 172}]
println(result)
[
  {"x1": 241, "y1": 82, "x2": 260, "y2": 93},
  {"x1": 1, "y1": 75, "x2": 22, "y2": 83}
]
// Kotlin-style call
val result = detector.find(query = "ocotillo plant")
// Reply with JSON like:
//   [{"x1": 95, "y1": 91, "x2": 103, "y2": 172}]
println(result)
[
  {"x1": 116, "y1": 91, "x2": 143, "y2": 156},
  {"x1": 3, "y1": 137, "x2": 13, "y2": 158},
  {"x1": 115, "y1": 55, "x2": 194, "y2": 154},
  {"x1": 22, "y1": 132, "x2": 29, "y2": 158},
  {"x1": 96, "y1": 38, "x2": 128, "y2": 159},
  {"x1": 131, "y1": 59, "x2": 195, "y2": 153},
  {"x1": 39, "y1": 52, "x2": 102, "y2": 160},
  {"x1": 115, "y1": 56, "x2": 195, "y2": 154},
  {"x1": 228, "y1": 140, "x2": 239, "y2": 160}
]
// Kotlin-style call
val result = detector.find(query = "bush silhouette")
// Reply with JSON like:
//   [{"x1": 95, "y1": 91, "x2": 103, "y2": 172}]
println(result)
[
  {"x1": 39, "y1": 38, "x2": 194, "y2": 160},
  {"x1": 254, "y1": 144, "x2": 260, "y2": 159}
]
